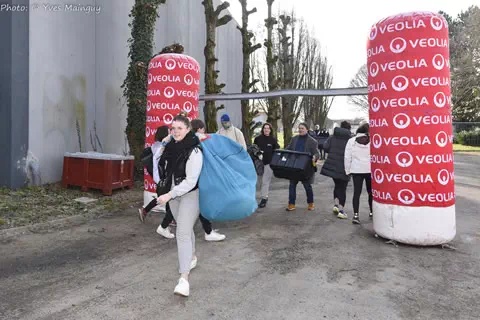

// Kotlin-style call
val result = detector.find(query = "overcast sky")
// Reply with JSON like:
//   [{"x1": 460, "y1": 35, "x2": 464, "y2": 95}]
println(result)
[{"x1": 228, "y1": 0, "x2": 479, "y2": 120}]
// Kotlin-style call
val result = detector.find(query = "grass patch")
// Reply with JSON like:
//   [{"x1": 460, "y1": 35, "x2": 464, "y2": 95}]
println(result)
[
  {"x1": 0, "y1": 182, "x2": 144, "y2": 230},
  {"x1": 453, "y1": 144, "x2": 480, "y2": 152}
]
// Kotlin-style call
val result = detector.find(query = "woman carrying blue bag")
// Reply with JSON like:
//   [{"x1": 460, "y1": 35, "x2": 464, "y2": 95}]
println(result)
[{"x1": 147, "y1": 114, "x2": 203, "y2": 297}]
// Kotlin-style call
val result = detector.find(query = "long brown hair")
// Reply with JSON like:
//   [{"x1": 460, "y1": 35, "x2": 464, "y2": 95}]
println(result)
[{"x1": 261, "y1": 122, "x2": 276, "y2": 139}]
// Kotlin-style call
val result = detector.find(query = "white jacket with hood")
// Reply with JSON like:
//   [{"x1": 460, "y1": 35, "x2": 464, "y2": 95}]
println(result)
[{"x1": 344, "y1": 133, "x2": 370, "y2": 175}]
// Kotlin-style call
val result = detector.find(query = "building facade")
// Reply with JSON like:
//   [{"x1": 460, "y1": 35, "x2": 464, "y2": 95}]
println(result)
[{"x1": 0, "y1": 0, "x2": 242, "y2": 188}]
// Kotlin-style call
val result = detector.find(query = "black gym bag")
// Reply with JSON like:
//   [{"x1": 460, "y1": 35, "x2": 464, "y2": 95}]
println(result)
[{"x1": 270, "y1": 149, "x2": 314, "y2": 181}]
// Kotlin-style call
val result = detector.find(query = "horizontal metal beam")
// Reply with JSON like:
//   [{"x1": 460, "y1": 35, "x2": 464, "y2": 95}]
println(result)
[{"x1": 199, "y1": 87, "x2": 368, "y2": 101}]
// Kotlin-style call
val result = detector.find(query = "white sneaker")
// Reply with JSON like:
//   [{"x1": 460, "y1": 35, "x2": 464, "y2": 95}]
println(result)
[
  {"x1": 205, "y1": 230, "x2": 226, "y2": 242},
  {"x1": 190, "y1": 256, "x2": 197, "y2": 270},
  {"x1": 173, "y1": 278, "x2": 189, "y2": 297},
  {"x1": 156, "y1": 225, "x2": 175, "y2": 239}
]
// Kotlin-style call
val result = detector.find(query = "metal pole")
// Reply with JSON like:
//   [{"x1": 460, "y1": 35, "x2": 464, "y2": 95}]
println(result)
[{"x1": 199, "y1": 87, "x2": 368, "y2": 101}]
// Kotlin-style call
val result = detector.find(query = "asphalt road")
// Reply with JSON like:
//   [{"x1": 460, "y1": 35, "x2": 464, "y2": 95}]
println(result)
[{"x1": 1, "y1": 153, "x2": 479, "y2": 320}]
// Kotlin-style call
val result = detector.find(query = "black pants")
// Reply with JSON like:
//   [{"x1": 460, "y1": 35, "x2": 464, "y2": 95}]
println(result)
[
  {"x1": 352, "y1": 173, "x2": 373, "y2": 214},
  {"x1": 160, "y1": 203, "x2": 213, "y2": 234},
  {"x1": 332, "y1": 178, "x2": 349, "y2": 207},
  {"x1": 319, "y1": 146, "x2": 325, "y2": 160}
]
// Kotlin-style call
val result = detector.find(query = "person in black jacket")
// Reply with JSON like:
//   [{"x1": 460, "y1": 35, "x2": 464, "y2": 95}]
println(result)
[
  {"x1": 254, "y1": 123, "x2": 280, "y2": 208},
  {"x1": 286, "y1": 123, "x2": 320, "y2": 211},
  {"x1": 317, "y1": 129, "x2": 330, "y2": 160},
  {"x1": 320, "y1": 121, "x2": 352, "y2": 219}
]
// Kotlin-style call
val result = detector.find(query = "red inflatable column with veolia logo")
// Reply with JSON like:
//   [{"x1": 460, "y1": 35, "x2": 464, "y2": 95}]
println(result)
[
  {"x1": 143, "y1": 53, "x2": 200, "y2": 209},
  {"x1": 367, "y1": 12, "x2": 455, "y2": 245}
]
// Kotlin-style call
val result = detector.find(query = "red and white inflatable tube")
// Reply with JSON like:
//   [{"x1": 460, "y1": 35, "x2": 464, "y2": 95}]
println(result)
[
  {"x1": 367, "y1": 12, "x2": 455, "y2": 245},
  {"x1": 143, "y1": 54, "x2": 200, "y2": 209}
]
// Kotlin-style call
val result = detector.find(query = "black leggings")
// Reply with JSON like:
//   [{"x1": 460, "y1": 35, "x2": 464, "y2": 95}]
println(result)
[
  {"x1": 160, "y1": 204, "x2": 213, "y2": 234},
  {"x1": 352, "y1": 173, "x2": 373, "y2": 214},
  {"x1": 332, "y1": 178, "x2": 349, "y2": 207}
]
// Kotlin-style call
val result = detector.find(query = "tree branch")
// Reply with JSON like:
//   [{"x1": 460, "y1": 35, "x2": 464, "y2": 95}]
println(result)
[
  {"x1": 215, "y1": 1, "x2": 230, "y2": 17},
  {"x1": 217, "y1": 15, "x2": 233, "y2": 27}
]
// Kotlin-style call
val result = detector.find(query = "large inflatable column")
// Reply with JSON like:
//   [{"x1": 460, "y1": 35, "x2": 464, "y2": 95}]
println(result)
[
  {"x1": 367, "y1": 12, "x2": 455, "y2": 245},
  {"x1": 144, "y1": 54, "x2": 200, "y2": 209}
]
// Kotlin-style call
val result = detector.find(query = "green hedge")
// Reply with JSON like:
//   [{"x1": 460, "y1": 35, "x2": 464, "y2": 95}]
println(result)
[{"x1": 455, "y1": 129, "x2": 480, "y2": 146}]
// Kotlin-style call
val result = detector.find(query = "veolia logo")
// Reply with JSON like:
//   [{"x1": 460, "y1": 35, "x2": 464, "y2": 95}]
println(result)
[
  {"x1": 392, "y1": 75, "x2": 409, "y2": 92},
  {"x1": 431, "y1": 16, "x2": 444, "y2": 31},
  {"x1": 372, "y1": 134, "x2": 382, "y2": 149},
  {"x1": 163, "y1": 113, "x2": 174, "y2": 125},
  {"x1": 390, "y1": 37, "x2": 407, "y2": 54},
  {"x1": 148, "y1": 73, "x2": 153, "y2": 85},
  {"x1": 432, "y1": 54, "x2": 445, "y2": 70},
  {"x1": 436, "y1": 131, "x2": 448, "y2": 147},
  {"x1": 164, "y1": 87, "x2": 175, "y2": 99},
  {"x1": 183, "y1": 101, "x2": 193, "y2": 112},
  {"x1": 398, "y1": 189, "x2": 415, "y2": 205},
  {"x1": 146, "y1": 100, "x2": 151, "y2": 112},
  {"x1": 184, "y1": 74, "x2": 194, "y2": 86},
  {"x1": 165, "y1": 59, "x2": 176, "y2": 70},
  {"x1": 434, "y1": 92, "x2": 447, "y2": 108},
  {"x1": 393, "y1": 113, "x2": 411, "y2": 129},
  {"x1": 369, "y1": 26, "x2": 378, "y2": 40},
  {"x1": 396, "y1": 151, "x2": 414, "y2": 168},
  {"x1": 146, "y1": 126, "x2": 151, "y2": 138},
  {"x1": 371, "y1": 97, "x2": 381, "y2": 112},
  {"x1": 369, "y1": 62, "x2": 379, "y2": 77},
  {"x1": 374, "y1": 169, "x2": 385, "y2": 184},
  {"x1": 438, "y1": 169, "x2": 450, "y2": 186}
]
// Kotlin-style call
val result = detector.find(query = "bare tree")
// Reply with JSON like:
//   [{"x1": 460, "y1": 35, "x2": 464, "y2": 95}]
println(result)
[
  {"x1": 202, "y1": 0, "x2": 233, "y2": 133},
  {"x1": 238, "y1": 0, "x2": 262, "y2": 144},
  {"x1": 348, "y1": 64, "x2": 369, "y2": 115},
  {"x1": 301, "y1": 31, "x2": 334, "y2": 129},
  {"x1": 264, "y1": 0, "x2": 281, "y2": 133},
  {"x1": 278, "y1": 14, "x2": 295, "y2": 145}
]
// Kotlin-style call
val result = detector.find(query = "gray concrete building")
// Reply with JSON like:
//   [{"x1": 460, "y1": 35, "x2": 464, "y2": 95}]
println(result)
[{"x1": 0, "y1": 0, "x2": 242, "y2": 188}]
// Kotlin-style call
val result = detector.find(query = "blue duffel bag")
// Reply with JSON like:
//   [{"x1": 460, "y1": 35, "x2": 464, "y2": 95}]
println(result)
[{"x1": 197, "y1": 133, "x2": 258, "y2": 221}]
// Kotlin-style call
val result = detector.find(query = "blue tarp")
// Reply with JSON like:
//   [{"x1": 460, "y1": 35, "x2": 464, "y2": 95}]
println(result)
[{"x1": 198, "y1": 134, "x2": 258, "y2": 221}]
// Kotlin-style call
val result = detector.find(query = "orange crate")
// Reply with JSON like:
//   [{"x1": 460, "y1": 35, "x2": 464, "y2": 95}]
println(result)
[{"x1": 62, "y1": 152, "x2": 134, "y2": 195}]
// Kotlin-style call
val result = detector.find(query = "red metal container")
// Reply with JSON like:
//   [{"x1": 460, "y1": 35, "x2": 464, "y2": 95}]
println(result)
[{"x1": 62, "y1": 152, "x2": 135, "y2": 195}]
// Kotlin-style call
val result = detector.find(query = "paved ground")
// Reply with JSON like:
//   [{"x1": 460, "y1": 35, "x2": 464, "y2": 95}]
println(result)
[{"x1": 1, "y1": 153, "x2": 480, "y2": 320}]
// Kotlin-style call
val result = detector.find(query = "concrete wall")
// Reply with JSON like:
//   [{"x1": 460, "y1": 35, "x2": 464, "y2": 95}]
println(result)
[
  {"x1": 27, "y1": 0, "x2": 242, "y2": 184},
  {"x1": 0, "y1": 0, "x2": 30, "y2": 188},
  {"x1": 155, "y1": 0, "x2": 243, "y2": 127},
  {"x1": 28, "y1": 0, "x2": 98, "y2": 183}
]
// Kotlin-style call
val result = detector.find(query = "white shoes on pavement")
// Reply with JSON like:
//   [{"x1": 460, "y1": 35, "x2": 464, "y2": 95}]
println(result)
[
  {"x1": 156, "y1": 225, "x2": 175, "y2": 239},
  {"x1": 205, "y1": 230, "x2": 226, "y2": 242},
  {"x1": 174, "y1": 278, "x2": 190, "y2": 297},
  {"x1": 190, "y1": 256, "x2": 197, "y2": 270}
]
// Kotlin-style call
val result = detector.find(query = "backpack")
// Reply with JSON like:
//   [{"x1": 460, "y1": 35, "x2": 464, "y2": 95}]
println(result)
[
  {"x1": 198, "y1": 134, "x2": 258, "y2": 221},
  {"x1": 141, "y1": 147, "x2": 154, "y2": 177}
]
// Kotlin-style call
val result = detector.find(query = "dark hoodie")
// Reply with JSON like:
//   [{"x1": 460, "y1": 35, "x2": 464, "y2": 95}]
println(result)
[
  {"x1": 320, "y1": 127, "x2": 352, "y2": 181},
  {"x1": 355, "y1": 134, "x2": 370, "y2": 145}
]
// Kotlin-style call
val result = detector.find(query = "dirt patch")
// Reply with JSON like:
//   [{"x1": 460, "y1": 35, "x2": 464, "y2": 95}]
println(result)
[{"x1": 0, "y1": 181, "x2": 144, "y2": 230}]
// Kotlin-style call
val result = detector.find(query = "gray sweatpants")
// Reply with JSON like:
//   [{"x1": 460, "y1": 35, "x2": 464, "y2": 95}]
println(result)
[
  {"x1": 260, "y1": 164, "x2": 274, "y2": 199},
  {"x1": 168, "y1": 189, "x2": 200, "y2": 274}
]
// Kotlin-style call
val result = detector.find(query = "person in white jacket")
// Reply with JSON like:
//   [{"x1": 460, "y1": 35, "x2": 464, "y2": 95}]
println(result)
[
  {"x1": 217, "y1": 113, "x2": 247, "y2": 150},
  {"x1": 344, "y1": 122, "x2": 372, "y2": 224}
]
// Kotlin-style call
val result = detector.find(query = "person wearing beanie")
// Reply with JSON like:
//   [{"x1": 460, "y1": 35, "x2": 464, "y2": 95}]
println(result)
[{"x1": 217, "y1": 113, "x2": 247, "y2": 150}]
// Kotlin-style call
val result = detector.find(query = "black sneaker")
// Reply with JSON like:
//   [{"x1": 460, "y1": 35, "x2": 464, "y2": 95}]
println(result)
[
  {"x1": 259, "y1": 199, "x2": 268, "y2": 208},
  {"x1": 352, "y1": 214, "x2": 360, "y2": 224},
  {"x1": 369, "y1": 212, "x2": 373, "y2": 219}
]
